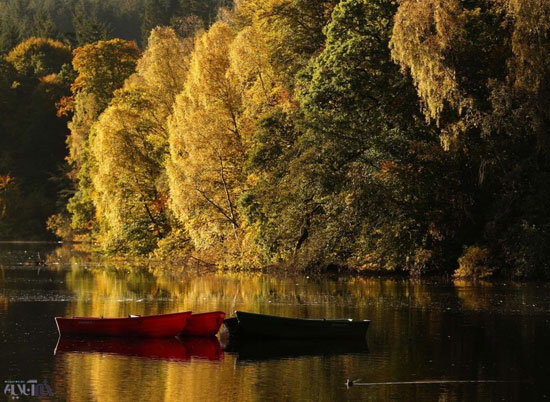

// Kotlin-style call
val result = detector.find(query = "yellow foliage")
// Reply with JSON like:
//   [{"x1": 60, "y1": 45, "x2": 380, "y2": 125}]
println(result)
[
  {"x1": 0, "y1": 174, "x2": 14, "y2": 218},
  {"x1": 66, "y1": 91, "x2": 100, "y2": 168},
  {"x1": 229, "y1": 25, "x2": 283, "y2": 144},
  {"x1": 135, "y1": 27, "x2": 194, "y2": 112},
  {"x1": 168, "y1": 22, "x2": 245, "y2": 253},
  {"x1": 505, "y1": 0, "x2": 550, "y2": 94},
  {"x1": 71, "y1": 39, "x2": 140, "y2": 104},
  {"x1": 454, "y1": 246, "x2": 494, "y2": 279},
  {"x1": 6, "y1": 37, "x2": 70, "y2": 76},
  {"x1": 90, "y1": 28, "x2": 190, "y2": 253},
  {"x1": 390, "y1": 0, "x2": 471, "y2": 124},
  {"x1": 166, "y1": 13, "x2": 287, "y2": 267}
]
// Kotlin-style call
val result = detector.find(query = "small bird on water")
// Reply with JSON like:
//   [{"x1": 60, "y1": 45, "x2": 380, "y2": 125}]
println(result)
[
  {"x1": 346, "y1": 379, "x2": 361, "y2": 388},
  {"x1": 35, "y1": 252, "x2": 46, "y2": 266}
]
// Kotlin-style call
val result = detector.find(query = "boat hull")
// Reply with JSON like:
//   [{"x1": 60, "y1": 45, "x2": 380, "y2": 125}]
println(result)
[
  {"x1": 55, "y1": 311, "x2": 192, "y2": 337},
  {"x1": 180, "y1": 311, "x2": 225, "y2": 337},
  {"x1": 224, "y1": 311, "x2": 370, "y2": 339}
]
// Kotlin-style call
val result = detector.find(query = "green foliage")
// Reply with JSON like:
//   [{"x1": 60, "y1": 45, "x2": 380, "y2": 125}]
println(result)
[
  {"x1": 0, "y1": 0, "x2": 227, "y2": 52},
  {"x1": 0, "y1": 40, "x2": 71, "y2": 239},
  {"x1": 72, "y1": 0, "x2": 112, "y2": 46},
  {"x1": 241, "y1": 0, "x2": 458, "y2": 272}
]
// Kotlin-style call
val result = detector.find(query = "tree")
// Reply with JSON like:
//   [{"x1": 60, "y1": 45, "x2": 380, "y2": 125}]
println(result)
[
  {"x1": 31, "y1": 8, "x2": 58, "y2": 39},
  {"x1": 244, "y1": 0, "x2": 442, "y2": 271},
  {"x1": 71, "y1": 39, "x2": 140, "y2": 110},
  {"x1": 62, "y1": 39, "x2": 140, "y2": 237},
  {"x1": 90, "y1": 27, "x2": 190, "y2": 253},
  {"x1": 1, "y1": 37, "x2": 72, "y2": 239},
  {"x1": 233, "y1": 0, "x2": 338, "y2": 86},
  {"x1": 168, "y1": 22, "x2": 246, "y2": 258},
  {"x1": 142, "y1": 0, "x2": 171, "y2": 45},
  {"x1": 72, "y1": 1, "x2": 111, "y2": 46},
  {"x1": 5, "y1": 37, "x2": 71, "y2": 77},
  {"x1": 390, "y1": 0, "x2": 550, "y2": 278}
]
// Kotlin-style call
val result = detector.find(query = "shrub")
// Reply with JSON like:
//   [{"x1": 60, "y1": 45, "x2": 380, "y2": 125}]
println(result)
[{"x1": 454, "y1": 246, "x2": 494, "y2": 279}]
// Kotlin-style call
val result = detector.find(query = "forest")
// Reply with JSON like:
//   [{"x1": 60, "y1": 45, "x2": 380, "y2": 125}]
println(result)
[{"x1": 1, "y1": 0, "x2": 550, "y2": 279}]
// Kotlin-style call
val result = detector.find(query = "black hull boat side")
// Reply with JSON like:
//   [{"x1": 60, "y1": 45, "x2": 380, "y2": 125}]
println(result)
[{"x1": 223, "y1": 311, "x2": 370, "y2": 339}]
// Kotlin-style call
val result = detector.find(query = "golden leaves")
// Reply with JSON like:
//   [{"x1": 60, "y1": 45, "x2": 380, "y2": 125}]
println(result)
[
  {"x1": 86, "y1": 29, "x2": 188, "y2": 253},
  {"x1": 0, "y1": 174, "x2": 15, "y2": 218},
  {"x1": 6, "y1": 37, "x2": 70, "y2": 76},
  {"x1": 71, "y1": 39, "x2": 140, "y2": 102},
  {"x1": 505, "y1": 0, "x2": 550, "y2": 93},
  {"x1": 168, "y1": 22, "x2": 243, "y2": 251},
  {"x1": 390, "y1": 0, "x2": 469, "y2": 124}
]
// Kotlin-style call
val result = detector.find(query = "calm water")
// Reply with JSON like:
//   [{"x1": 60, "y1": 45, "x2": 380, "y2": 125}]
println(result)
[{"x1": 1, "y1": 243, "x2": 549, "y2": 402}]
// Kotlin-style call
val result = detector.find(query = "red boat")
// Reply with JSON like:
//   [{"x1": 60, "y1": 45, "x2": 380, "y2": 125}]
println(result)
[
  {"x1": 55, "y1": 311, "x2": 192, "y2": 337},
  {"x1": 181, "y1": 311, "x2": 225, "y2": 337}
]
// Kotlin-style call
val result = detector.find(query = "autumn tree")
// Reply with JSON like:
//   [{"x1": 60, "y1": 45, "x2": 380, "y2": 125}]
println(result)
[
  {"x1": 61, "y1": 39, "x2": 140, "y2": 237},
  {"x1": 1, "y1": 39, "x2": 71, "y2": 239},
  {"x1": 390, "y1": 0, "x2": 550, "y2": 277},
  {"x1": 168, "y1": 21, "x2": 246, "y2": 261},
  {"x1": 6, "y1": 37, "x2": 71, "y2": 78},
  {"x1": 90, "y1": 28, "x2": 190, "y2": 254},
  {"x1": 235, "y1": 0, "x2": 338, "y2": 87}
]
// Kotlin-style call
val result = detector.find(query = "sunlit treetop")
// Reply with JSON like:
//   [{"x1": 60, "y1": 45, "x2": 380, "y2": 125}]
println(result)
[
  {"x1": 390, "y1": 0, "x2": 472, "y2": 125},
  {"x1": 71, "y1": 39, "x2": 141, "y2": 109},
  {"x1": 6, "y1": 37, "x2": 71, "y2": 77}
]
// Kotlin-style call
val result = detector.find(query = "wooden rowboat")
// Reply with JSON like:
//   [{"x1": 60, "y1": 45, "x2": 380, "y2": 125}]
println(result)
[
  {"x1": 223, "y1": 311, "x2": 370, "y2": 339},
  {"x1": 180, "y1": 311, "x2": 225, "y2": 337},
  {"x1": 55, "y1": 311, "x2": 192, "y2": 337}
]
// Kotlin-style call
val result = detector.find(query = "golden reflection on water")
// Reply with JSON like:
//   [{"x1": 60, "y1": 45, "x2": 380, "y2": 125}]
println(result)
[
  {"x1": 54, "y1": 351, "x2": 361, "y2": 402},
  {"x1": 0, "y1": 244, "x2": 542, "y2": 402},
  {"x1": 49, "y1": 258, "x2": 380, "y2": 402}
]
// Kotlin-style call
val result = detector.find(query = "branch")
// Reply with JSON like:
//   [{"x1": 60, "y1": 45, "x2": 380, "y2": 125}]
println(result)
[{"x1": 194, "y1": 186, "x2": 239, "y2": 228}]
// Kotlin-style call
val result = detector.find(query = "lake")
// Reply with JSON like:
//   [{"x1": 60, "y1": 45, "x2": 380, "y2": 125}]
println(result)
[{"x1": 0, "y1": 242, "x2": 549, "y2": 401}]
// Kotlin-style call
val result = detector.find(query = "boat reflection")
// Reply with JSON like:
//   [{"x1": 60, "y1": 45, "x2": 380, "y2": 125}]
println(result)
[
  {"x1": 222, "y1": 337, "x2": 368, "y2": 362},
  {"x1": 54, "y1": 335, "x2": 223, "y2": 361}
]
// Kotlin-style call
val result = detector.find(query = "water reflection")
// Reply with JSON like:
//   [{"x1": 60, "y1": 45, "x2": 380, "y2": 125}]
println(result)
[
  {"x1": 0, "y1": 243, "x2": 549, "y2": 401},
  {"x1": 222, "y1": 337, "x2": 369, "y2": 362},
  {"x1": 55, "y1": 336, "x2": 223, "y2": 361}
]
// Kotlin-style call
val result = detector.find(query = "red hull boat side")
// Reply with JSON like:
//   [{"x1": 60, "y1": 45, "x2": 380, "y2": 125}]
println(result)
[
  {"x1": 180, "y1": 311, "x2": 225, "y2": 337},
  {"x1": 55, "y1": 311, "x2": 192, "y2": 337}
]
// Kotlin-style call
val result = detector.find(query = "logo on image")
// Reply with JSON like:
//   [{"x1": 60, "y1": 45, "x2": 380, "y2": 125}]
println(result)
[{"x1": 3, "y1": 379, "x2": 53, "y2": 400}]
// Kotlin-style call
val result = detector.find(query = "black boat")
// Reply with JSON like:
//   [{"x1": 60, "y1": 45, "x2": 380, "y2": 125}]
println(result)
[{"x1": 223, "y1": 311, "x2": 370, "y2": 339}]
